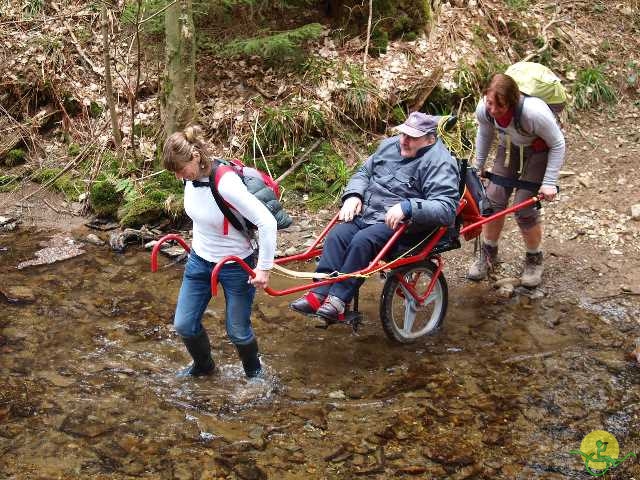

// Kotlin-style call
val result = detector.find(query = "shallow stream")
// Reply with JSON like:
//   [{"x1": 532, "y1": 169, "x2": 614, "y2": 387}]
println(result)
[{"x1": 1, "y1": 230, "x2": 638, "y2": 479}]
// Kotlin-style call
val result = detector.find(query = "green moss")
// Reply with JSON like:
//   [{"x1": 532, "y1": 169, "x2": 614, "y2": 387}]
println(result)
[
  {"x1": 404, "y1": 31, "x2": 418, "y2": 41},
  {"x1": 89, "y1": 101, "x2": 103, "y2": 118},
  {"x1": 68, "y1": 143, "x2": 81, "y2": 157},
  {"x1": 336, "y1": 0, "x2": 431, "y2": 41},
  {"x1": 152, "y1": 170, "x2": 184, "y2": 192},
  {"x1": 90, "y1": 178, "x2": 123, "y2": 218},
  {"x1": 111, "y1": 171, "x2": 186, "y2": 227},
  {"x1": 32, "y1": 168, "x2": 84, "y2": 201},
  {"x1": 0, "y1": 175, "x2": 19, "y2": 192},
  {"x1": 101, "y1": 150, "x2": 121, "y2": 173},
  {"x1": 506, "y1": 0, "x2": 529, "y2": 10},
  {"x1": 3, "y1": 149, "x2": 26, "y2": 167},
  {"x1": 118, "y1": 194, "x2": 166, "y2": 227},
  {"x1": 63, "y1": 95, "x2": 81, "y2": 116}
]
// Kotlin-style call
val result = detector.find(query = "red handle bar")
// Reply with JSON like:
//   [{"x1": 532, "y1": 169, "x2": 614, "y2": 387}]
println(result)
[
  {"x1": 150, "y1": 234, "x2": 190, "y2": 272},
  {"x1": 459, "y1": 195, "x2": 541, "y2": 236},
  {"x1": 152, "y1": 195, "x2": 542, "y2": 297}
]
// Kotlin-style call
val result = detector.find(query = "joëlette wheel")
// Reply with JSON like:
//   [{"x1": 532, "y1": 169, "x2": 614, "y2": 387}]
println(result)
[{"x1": 379, "y1": 260, "x2": 448, "y2": 343}]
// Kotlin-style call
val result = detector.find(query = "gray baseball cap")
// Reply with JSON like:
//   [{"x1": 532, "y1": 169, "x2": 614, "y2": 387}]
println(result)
[{"x1": 395, "y1": 112, "x2": 439, "y2": 138}]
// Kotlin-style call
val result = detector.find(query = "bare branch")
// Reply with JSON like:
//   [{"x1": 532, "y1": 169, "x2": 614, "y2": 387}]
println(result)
[{"x1": 275, "y1": 139, "x2": 323, "y2": 184}]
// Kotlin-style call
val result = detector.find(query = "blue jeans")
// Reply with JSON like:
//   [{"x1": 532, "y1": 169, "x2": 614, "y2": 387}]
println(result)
[{"x1": 173, "y1": 251, "x2": 257, "y2": 345}]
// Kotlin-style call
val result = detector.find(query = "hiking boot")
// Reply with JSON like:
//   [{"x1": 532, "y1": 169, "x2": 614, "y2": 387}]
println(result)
[
  {"x1": 521, "y1": 251, "x2": 544, "y2": 288},
  {"x1": 467, "y1": 243, "x2": 498, "y2": 281},
  {"x1": 177, "y1": 329, "x2": 215, "y2": 377},
  {"x1": 316, "y1": 295, "x2": 346, "y2": 324},
  {"x1": 290, "y1": 292, "x2": 325, "y2": 316}
]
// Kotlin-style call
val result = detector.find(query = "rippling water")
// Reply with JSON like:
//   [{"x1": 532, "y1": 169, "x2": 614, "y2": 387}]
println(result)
[{"x1": 1, "y1": 229, "x2": 638, "y2": 479}]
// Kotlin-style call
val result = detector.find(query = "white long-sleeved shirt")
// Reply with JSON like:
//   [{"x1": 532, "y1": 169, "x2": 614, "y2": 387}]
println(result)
[
  {"x1": 475, "y1": 96, "x2": 566, "y2": 186},
  {"x1": 184, "y1": 170, "x2": 277, "y2": 270}
]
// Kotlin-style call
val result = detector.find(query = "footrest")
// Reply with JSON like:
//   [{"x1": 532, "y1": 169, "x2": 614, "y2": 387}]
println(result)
[{"x1": 314, "y1": 311, "x2": 363, "y2": 332}]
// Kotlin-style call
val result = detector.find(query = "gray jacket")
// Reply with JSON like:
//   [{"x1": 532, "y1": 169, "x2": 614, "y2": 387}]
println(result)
[{"x1": 342, "y1": 136, "x2": 460, "y2": 230}]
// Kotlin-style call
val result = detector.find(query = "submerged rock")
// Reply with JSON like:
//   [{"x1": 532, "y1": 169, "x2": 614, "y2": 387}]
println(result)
[
  {"x1": 17, "y1": 235, "x2": 84, "y2": 269},
  {"x1": 0, "y1": 285, "x2": 35, "y2": 304},
  {"x1": 627, "y1": 340, "x2": 640, "y2": 365}
]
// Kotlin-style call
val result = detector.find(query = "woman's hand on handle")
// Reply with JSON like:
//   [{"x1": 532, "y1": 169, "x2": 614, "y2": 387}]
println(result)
[
  {"x1": 538, "y1": 185, "x2": 558, "y2": 201},
  {"x1": 249, "y1": 269, "x2": 270, "y2": 289}
]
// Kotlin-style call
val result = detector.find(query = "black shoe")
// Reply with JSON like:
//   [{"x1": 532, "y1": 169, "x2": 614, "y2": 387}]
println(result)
[
  {"x1": 177, "y1": 329, "x2": 215, "y2": 377},
  {"x1": 290, "y1": 292, "x2": 325, "y2": 316},
  {"x1": 235, "y1": 339, "x2": 262, "y2": 378}
]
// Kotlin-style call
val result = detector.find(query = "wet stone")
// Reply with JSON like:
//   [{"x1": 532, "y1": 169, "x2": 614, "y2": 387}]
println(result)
[
  {"x1": 575, "y1": 322, "x2": 592, "y2": 334},
  {"x1": 500, "y1": 462, "x2": 522, "y2": 477},
  {"x1": 173, "y1": 462, "x2": 193, "y2": 480},
  {"x1": 496, "y1": 284, "x2": 514, "y2": 298},
  {"x1": 482, "y1": 428, "x2": 506, "y2": 446},
  {"x1": 233, "y1": 462, "x2": 267, "y2": 480},
  {"x1": 220, "y1": 440, "x2": 259, "y2": 455},
  {"x1": 423, "y1": 443, "x2": 475, "y2": 466},
  {"x1": 40, "y1": 371, "x2": 75, "y2": 387},
  {"x1": 17, "y1": 235, "x2": 85, "y2": 269},
  {"x1": 60, "y1": 413, "x2": 114, "y2": 438},
  {"x1": 328, "y1": 389, "x2": 346, "y2": 399},
  {"x1": 396, "y1": 464, "x2": 428, "y2": 474},
  {"x1": 85, "y1": 233, "x2": 105, "y2": 246},
  {"x1": 522, "y1": 406, "x2": 548, "y2": 423},
  {"x1": 449, "y1": 463, "x2": 482, "y2": 479},
  {"x1": 0, "y1": 286, "x2": 35, "y2": 304},
  {"x1": 543, "y1": 311, "x2": 561, "y2": 328},
  {"x1": 592, "y1": 351, "x2": 627, "y2": 373}
]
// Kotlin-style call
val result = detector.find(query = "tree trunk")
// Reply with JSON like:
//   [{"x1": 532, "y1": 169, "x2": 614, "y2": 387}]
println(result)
[
  {"x1": 102, "y1": 2, "x2": 121, "y2": 147},
  {"x1": 161, "y1": 0, "x2": 196, "y2": 137}
]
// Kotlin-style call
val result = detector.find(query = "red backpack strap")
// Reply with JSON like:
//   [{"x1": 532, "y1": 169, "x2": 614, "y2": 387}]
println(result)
[{"x1": 210, "y1": 162, "x2": 246, "y2": 235}]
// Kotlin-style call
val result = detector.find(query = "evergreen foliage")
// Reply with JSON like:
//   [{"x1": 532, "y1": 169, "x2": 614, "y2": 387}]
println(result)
[{"x1": 222, "y1": 23, "x2": 324, "y2": 64}]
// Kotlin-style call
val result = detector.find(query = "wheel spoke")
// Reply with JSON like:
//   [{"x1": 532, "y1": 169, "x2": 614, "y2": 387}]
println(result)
[
  {"x1": 423, "y1": 290, "x2": 439, "y2": 306},
  {"x1": 402, "y1": 298, "x2": 417, "y2": 334}
]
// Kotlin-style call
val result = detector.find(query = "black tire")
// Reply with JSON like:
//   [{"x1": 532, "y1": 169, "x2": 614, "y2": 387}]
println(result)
[{"x1": 379, "y1": 261, "x2": 448, "y2": 344}]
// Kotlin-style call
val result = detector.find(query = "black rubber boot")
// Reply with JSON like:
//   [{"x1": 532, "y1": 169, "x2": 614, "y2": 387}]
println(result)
[
  {"x1": 177, "y1": 329, "x2": 215, "y2": 377},
  {"x1": 235, "y1": 339, "x2": 262, "y2": 378}
]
